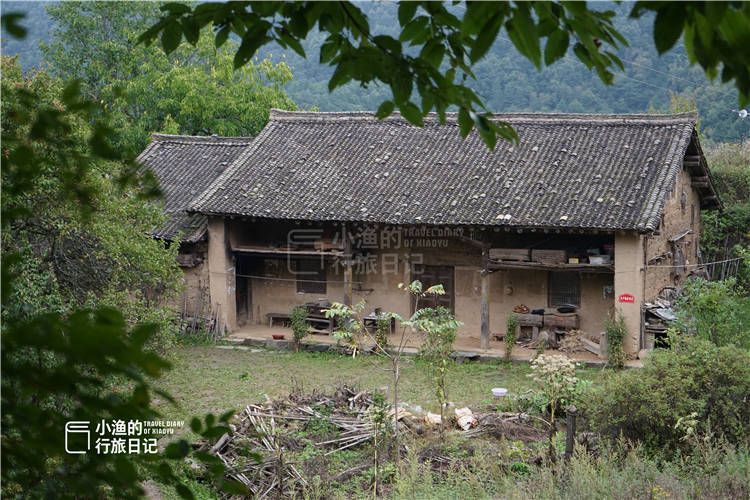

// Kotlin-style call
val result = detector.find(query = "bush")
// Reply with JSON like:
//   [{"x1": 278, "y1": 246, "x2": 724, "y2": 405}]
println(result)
[
  {"x1": 671, "y1": 277, "x2": 750, "y2": 349},
  {"x1": 290, "y1": 306, "x2": 309, "y2": 351},
  {"x1": 605, "y1": 312, "x2": 627, "y2": 369},
  {"x1": 374, "y1": 317, "x2": 390, "y2": 350},
  {"x1": 416, "y1": 306, "x2": 460, "y2": 426},
  {"x1": 586, "y1": 335, "x2": 750, "y2": 453},
  {"x1": 505, "y1": 314, "x2": 519, "y2": 361}
]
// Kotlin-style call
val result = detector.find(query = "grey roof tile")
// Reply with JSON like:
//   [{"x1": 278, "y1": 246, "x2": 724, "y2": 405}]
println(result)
[
  {"x1": 136, "y1": 134, "x2": 253, "y2": 242},
  {"x1": 188, "y1": 110, "x2": 709, "y2": 232}
]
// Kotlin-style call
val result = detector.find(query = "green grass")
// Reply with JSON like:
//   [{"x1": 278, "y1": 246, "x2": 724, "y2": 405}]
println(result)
[
  {"x1": 153, "y1": 346, "x2": 749, "y2": 500},
  {"x1": 154, "y1": 346, "x2": 603, "y2": 421}
]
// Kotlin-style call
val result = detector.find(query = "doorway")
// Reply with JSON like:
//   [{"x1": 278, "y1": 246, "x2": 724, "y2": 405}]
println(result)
[
  {"x1": 412, "y1": 264, "x2": 455, "y2": 312},
  {"x1": 235, "y1": 255, "x2": 261, "y2": 326}
]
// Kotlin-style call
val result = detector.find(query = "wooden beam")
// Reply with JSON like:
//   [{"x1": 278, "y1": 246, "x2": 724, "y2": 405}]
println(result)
[
  {"x1": 691, "y1": 176, "x2": 709, "y2": 188},
  {"x1": 480, "y1": 242, "x2": 490, "y2": 350},
  {"x1": 700, "y1": 195, "x2": 719, "y2": 207}
]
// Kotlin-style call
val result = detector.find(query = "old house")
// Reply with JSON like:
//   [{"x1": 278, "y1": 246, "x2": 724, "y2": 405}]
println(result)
[
  {"x1": 140, "y1": 110, "x2": 720, "y2": 357},
  {"x1": 137, "y1": 133, "x2": 253, "y2": 316}
]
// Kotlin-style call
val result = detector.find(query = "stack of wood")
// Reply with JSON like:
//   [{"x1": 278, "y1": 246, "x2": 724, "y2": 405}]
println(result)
[
  {"x1": 207, "y1": 386, "x2": 380, "y2": 498},
  {"x1": 179, "y1": 283, "x2": 224, "y2": 340},
  {"x1": 557, "y1": 329, "x2": 588, "y2": 354}
]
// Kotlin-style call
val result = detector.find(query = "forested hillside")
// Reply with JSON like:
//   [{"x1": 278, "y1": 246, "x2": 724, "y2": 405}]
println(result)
[{"x1": 3, "y1": 1, "x2": 749, "y2": 144}]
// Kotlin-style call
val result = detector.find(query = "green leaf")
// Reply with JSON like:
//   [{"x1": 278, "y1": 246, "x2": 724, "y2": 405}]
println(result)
[
  {"x1": 420, "y1": 39, "x2": 445, "y2": 68},
  {"x1": 280, "y1": 32, "x2": 306, "y2": 58},
  {"x1": 398, "y1": 2, "x2": 418, "y2": 26},
  {"x1": 478, "y1": 127, "x2": 498, "y2": 150},
  {"x1": 165, "y1": 440, "x2": 191, "y2": 459},
  {"x1": 203, "y1": 425, "x2": 230, "y2": 439},
  {"x1": 2, "y1": 13, "x2": 28, "y2": 39},
  {"x1": 328, "y1": 63, "x2": 351, "y2": 91},
  {"x1": 215, "y1": 25, "x2": 231, "y2": 48},
  {"x1": 399, "y1": 16, "x2": 429, "y2": 43},
  {"x1": 375, "y1": 100, "x2": 395, "y2": 119},
  {"x1": 653, "y1": 5, "x2": 686, "y2": 54},
  {"x1": 219, "y1": 409, "x2": 236, "y2": 422},
  {"x1": 190, "y1": 417, "x2": 202, "y2": 433},
  {"x1": 506, "y1": 6, "x2": 541, "y2": 68},
  {"x1": 161, "y1": 21, "x2": 183, "y2": 54},
  {"x1": 61, "y1": 80, "x2": 82, "y2": 106},
  {"x1": 458, "y1": 107, "x2": 473, "y2": 137},
  {"x1": 175, "y1": 483, "x2": 195, "y2": 500},
  {"x1": 221, "y1": 480, "x2": 251, "y2": 496},
  {"x1": 181, "y1": 17, "x2": 200, "y2": 45},
  {"x1": 399, "y1": 102, "x2": 423, "y2": 126},
  {"x1": 470, "y1": 14, "x2": 502, "y2": 63},
  {"x1": 320, "y1": 40, "x2": 338, "y2": 63},
  {"x1": 234, "y1": 23, "x2": 272, "y2": 69},
  {"x1": 544, "y1": 29, "x2": 570, "y2": 65},
  {"x1": 573, "y1": 42, "x2": 593, "y2": 69},
  {"x1": 161, "y1": 3, "x2": 191, "y2": 15}
]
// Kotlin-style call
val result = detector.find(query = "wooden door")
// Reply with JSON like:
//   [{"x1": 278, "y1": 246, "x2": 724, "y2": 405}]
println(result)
[
  {"x1": 413, "y1": 264, "x2": 454, "y2": 312},
  {"x1": 235, "y1": 255, "x2": 256, "y2": 325}
]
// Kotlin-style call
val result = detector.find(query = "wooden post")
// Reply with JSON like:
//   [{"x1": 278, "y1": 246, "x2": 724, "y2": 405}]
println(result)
[
  {"x1": 564, "y1": 405, "x2": 577, "y2": 462},
  {"x1": 480, "y1": 242, "x2": 490, "y2": 350},
  {"x1": 343, "y1": 223, "x2": 352, "y2": 306}
]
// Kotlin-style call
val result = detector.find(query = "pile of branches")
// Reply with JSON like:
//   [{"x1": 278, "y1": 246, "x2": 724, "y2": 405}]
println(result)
[
  {"x1": 464, "y1": 412, "x2": 549, "y2": 443},
  {"x1": 209, "y1": 386, "x2": 377, "y2": 498}
]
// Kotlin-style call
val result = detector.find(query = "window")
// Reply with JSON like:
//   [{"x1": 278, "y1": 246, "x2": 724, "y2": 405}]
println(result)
[
  {"x1": 548, "y1": 272, "x2": 580, "y2": 307},
  {"x1": 296, "y1": 259, "x2": 326, "y2": 294}
]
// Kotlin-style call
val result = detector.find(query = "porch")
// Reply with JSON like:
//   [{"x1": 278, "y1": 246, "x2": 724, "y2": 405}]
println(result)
[
  {"x1": 207, "y1": 218, "x2": 651, "y2": 356},
  {"x1": 225, "y1": 323, "x2": 632, "y2": 367}
]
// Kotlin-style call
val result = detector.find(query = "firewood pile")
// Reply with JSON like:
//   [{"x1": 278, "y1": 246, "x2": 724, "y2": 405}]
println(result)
[
  {"x1": 557, "y1": 329, "x2": 589, "y2": 354},
  {"x1": 208, "y1": 386, "x2": 378, "y2": 498},
  {"x1": 204, "y1": 386, "x2": 549, "y2": 497},
  {"x1": 463, "y1": 412, "x2": 548, "y2": 443}
]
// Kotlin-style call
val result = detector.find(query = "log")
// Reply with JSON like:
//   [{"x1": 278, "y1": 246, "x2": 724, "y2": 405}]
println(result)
[{"x1": 580, "y1": 338, "x2": 600, "y2": 356}]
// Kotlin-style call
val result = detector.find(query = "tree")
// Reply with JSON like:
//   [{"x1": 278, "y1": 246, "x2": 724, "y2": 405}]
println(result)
[
  {"x1": 2, "y1": 55, "x2": 182, "y2": 354},
  {"x1": 325, "y1": 281, "x2": 449, "y2": 464},
  {"x1": 42, "y1": 1, "x2": 298, "y2": 154},
  {"x1": 415, "y1": 306, "x2": 460, "y2": 432},
  {"x1": 1, "y1": 15, "x2": 248, "y2": 498},
  {"x1": 41, "y1": 1, "x2": 161, "y2": 95},
  {"x1": 140, "y1": 1, "x2": 750, "y2": 149}
]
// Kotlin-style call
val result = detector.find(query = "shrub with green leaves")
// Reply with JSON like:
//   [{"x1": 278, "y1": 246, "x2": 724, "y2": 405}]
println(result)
[
  {"x1": 290, "y1": 306, "x2": 309, "y2": 351},
  {"x1": 671, "y1": 277, "x2": 750, "y2": 349},
  {"x1": 416, "y1": 306, "x2": 461, "y2": 427},
  {"x1": 505, "y1": 314, "x2": 519, "y2": 361},
  {"x1": 374, "y1": 316, "x2": 391, "y2": 350},
  {"x1": 586, "y1": 335, "x2": 750, "y2": 453},
  {"x1": 605, "y1": 312, "x2": 627, "y2": 369}
]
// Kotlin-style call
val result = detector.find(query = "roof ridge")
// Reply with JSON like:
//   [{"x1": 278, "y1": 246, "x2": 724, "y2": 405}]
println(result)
[
  {"x1": 150, "y1": 133, "x2": 254, "y2": 144},
  {"x1": 636, "y1": 123, "x2": 695, "y2": 231},
  {"x1": 268, "y1": 108, "x2": 699, "y2": 125}
]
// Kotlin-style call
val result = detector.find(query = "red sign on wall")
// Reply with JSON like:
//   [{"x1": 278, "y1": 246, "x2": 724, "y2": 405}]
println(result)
[{"x1": 618, "y1": 293, "x2": 635, "y2": 303}]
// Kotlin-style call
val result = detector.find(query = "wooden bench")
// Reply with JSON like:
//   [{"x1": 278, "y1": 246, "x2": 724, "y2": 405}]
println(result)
[
  {"x1": 266, "y1": 312, "x2": 333, "y2": 334},
  {"x1": 267, "y1": 312, "x2": 290, "y2": 328},
  {"x1": 363, "y1": 314, "x2": 395, "y2": 335}
]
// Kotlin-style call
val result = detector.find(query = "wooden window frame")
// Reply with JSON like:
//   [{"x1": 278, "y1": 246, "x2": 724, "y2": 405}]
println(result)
[{"x1": 548, "y1": 271, "x2": 581, "y2": 307}]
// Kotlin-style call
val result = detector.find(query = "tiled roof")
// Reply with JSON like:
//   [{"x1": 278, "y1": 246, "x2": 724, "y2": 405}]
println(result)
[
  {"x1": 190, "y1": 110, "x2": 713, "y2": 232},
  {"x1": 136, "y1": 134, "x2": 253, "y2": 242}
]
